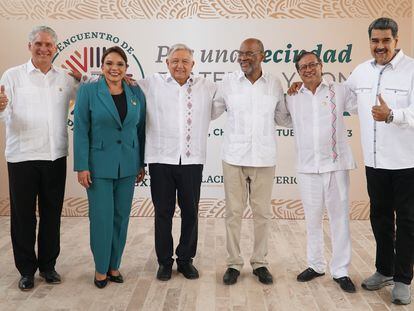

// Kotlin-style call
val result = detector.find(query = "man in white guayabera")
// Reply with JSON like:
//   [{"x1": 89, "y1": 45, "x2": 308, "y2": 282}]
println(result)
[
  {"x1": 0, "y1": 26, "x2": 80, "y2": 291},
  {"x1": 213, "y1": 38, "x2": 286, "y2": 286},
  {"x1": 137, "y1": 44, "x2": 219, "y2": 282},
  {"x1": 283, "y1": 50, "x2": 358, "y2": 293}
]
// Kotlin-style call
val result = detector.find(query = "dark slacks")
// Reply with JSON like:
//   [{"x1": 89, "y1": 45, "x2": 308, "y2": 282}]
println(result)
[
  {"x1": 7, "y1": 157, "x2": 66, "y2": 276},
  {"x1": 149, "y1": 163, "x2": 203, "y2": 267},
  {"x1": 366, "y1": 166, "x2": 414, "y2": 284}
]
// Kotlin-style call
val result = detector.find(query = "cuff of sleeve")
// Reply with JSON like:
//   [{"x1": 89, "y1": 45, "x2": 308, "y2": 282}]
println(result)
[
  {"x1": 392, "y1": 109, "x2": 404, "y2": 124},
  {"x1": 74, "y1": 165, "x2": 89, "y2": 172}
]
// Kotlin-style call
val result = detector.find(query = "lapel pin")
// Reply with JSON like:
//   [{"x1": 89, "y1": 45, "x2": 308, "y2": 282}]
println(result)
[{"x1": 59, "y1": 87, "x2": 63, "y2": 92}]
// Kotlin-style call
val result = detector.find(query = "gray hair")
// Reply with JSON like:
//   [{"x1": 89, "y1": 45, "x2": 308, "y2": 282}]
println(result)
[
  {"x1": 28, "y1": 26, "x2": 58, "y2": 44},
  {"x1": 167, "y1": 43, "x2": 193, "y2": 59}
]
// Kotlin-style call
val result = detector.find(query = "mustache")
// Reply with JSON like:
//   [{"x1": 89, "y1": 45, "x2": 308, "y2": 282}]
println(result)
[{"x1": 375, "y1": 48, "x2": 387, "y2": 53}]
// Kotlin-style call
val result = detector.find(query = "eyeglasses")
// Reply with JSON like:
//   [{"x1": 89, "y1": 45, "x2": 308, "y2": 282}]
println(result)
[
  {"x1": 298, "y1": 62, "x2": 320, "y2": 72},
  {"x1": 169, "y1": 59, "x2": 192, "y2": 66},
  {"x1": 236, "y1": 50, "x2": 263, "y2": 58}
]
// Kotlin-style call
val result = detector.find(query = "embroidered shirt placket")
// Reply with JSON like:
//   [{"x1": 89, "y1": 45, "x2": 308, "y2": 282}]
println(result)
[
  {"x1": 328, "y1": 83, "x2": 338, "y2": 162},
  {"x1": 184, "y1": 78, "x2": 194, "y2": 158}
]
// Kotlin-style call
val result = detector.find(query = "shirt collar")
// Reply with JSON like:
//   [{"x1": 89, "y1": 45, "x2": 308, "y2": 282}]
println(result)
[
  {"x1": 26, "y1": 59, "x2": 37, "y2": 73},
  {"x1": 165, "y1": 72, "x2": 174, "y2": 82},
  {"x1": 369, "y1": 49, "x2": 404, "y2": 70},
  {"x1": 166, "y1": 72, "x2": 194, "y2": 83},
  {"x1": 237, "y1": 70, "x2": 268, "y2": 82},
  {"x1": 299, "y1": 78, "x2": 329, "y2": 93},
  {"x1": 26, "y1": 59, "x2": 58, "y2": 74}
]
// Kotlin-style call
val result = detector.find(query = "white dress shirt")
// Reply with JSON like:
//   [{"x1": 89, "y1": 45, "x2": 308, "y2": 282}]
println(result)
[
  {"x1": 0, "y1": 60, "x2": 78, "y2": 163},
  {"x1": 213, "y1": 71, "x2": 285, "y2": 167},
  {"x1": 282, "y1": 80, "x2": 357, "y2": 173},
  {"x1": 346, "y1": 50, "x2": 414, "y2": 169},
  {"x1": 138, "y1": 73, "x2": 217, "y2": 165}
]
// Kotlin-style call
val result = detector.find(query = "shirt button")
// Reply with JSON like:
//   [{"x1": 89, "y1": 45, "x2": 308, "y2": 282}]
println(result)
[{"x1": 117, "y1": 140, "x2": 122, "y2": 144}]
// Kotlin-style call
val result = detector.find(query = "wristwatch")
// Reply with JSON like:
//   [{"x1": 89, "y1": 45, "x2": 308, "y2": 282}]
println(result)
[{"x1": 385, "y1": 109, "x2": 394, "y2": 124}]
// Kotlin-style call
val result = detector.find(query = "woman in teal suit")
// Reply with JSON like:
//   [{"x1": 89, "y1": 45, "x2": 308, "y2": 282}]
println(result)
[{"x1": 74, "y1": 46, "x2": 145, "y2": 288}]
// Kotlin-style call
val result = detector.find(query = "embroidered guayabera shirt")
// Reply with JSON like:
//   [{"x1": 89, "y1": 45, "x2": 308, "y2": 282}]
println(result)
[
  {"x1": 213, "y1": 71, "x2": 286, "y2": 167},
  {"x1": 0, "y1": 59, "x2": 78, "y2": 163},
  {"x1": 281, "y1": 80, "x2": 357, "y2": 173},
  {"x1": 346, "y1": 50, "x2": 414, "y2": 169},
  {"x1": 138, "y1": 73, "x2": 217, "y2": 165}
]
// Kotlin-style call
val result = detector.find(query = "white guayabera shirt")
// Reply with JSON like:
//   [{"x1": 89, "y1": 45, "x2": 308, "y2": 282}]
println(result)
[
  {"x1": 346, "y1": 49, "x2": 414, "y2": 169},
  {"x1": 138, "y1": 73, "x2": 218, "y2": 165},
  {"x1": 0, "y1": 59, "x2": 78, "y2": 163},
  {"x1": 281, "y1": 80, "x2": 357, "y2": 174},
  {"x1": 213, "y1": 70, "x2": 286, "y2": 167}
]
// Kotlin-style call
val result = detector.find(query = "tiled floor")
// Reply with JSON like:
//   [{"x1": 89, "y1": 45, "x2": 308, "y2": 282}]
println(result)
[{"x1": 0, "y1": 217, "x2": 411, "y2": 310}]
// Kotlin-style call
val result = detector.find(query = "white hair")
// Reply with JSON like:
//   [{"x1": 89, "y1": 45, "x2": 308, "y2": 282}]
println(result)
[
  {"x1": 28, "y1": 26, "x2": 58, "y2": 44},
  {"x1": 167, "y1": 43, "x2": 193, "y2": 59}
]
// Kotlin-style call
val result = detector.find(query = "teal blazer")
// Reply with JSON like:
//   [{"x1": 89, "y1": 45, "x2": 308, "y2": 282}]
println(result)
[{"x1": 73, "y1": 77, "x2": 146, "y2": 179}]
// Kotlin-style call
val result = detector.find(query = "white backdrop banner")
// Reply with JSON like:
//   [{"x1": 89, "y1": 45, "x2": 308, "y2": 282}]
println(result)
[{"x1": 0, "y1": 1, "x2": 412, "y2": 218}]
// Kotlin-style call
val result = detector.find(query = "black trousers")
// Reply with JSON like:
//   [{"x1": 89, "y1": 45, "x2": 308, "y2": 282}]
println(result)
[
  {"x1": 366, "y1": 166, "x2": 414, "y2": 284},
  {"x1": 149, "y1": 163, "x2": 203, "y2": 266},
  {"x1": 8, "y1": 157, "x2": 66, "y2": 276}
]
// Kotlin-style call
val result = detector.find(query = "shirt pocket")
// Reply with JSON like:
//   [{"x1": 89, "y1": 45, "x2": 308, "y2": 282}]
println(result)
[
  {"x1": 227, "y1": 94, "x2": 250, "y2": 135},
  {"x1": 354, "y1": 87, "x2": 373, "y2": 116},
  {"x1": 261, "y1": 95, "x2": 277, "y2": 136},
  {"x1": 54, "y1": 86, "x2": 70, "y2": 119},
  {"x1": 13, "y1": 87, "x2": 43, "y2": 130},
  {"x1": 228, "y1": 134, "x2": 250, "y2": 155},
  {"x1": 383, "y1": 88, "x2": 409, "y2": 109},
  {"x1": 19, "y1": 128, "x2": 48, "y2": 152},
  {"x1": 354, "y1": 87, "x2": 372, "y2": 95}
]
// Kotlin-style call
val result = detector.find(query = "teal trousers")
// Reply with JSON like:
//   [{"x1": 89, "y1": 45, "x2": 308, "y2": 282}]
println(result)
[{"x1": 86, "y1": 175, "x2": 135, "y2": 274}]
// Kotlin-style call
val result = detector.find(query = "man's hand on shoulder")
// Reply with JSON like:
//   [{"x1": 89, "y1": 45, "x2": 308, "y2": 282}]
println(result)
[
  {"x1": 0, "y1": 85, "x2": 8, "y2": 112},
  {"x1": 287, "y1": 82, "x2": 302, "y2": 95},
  {"x1": 124, "y1": 74, "x2": 137, "y2": 86},
  {"x1": 68, "y1": 69, "x2": 83, "y2": 82}
]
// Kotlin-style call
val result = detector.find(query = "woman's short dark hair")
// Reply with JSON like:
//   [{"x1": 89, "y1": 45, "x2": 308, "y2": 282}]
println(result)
[
  {"x1": 294, "y1": 51, "x2": 322, "y2": 71},
  {"x1": 101, "y1": 46, "x2": 128, "y2": 65},
  {"x1": 368, "y1": 17, "x2": 398, "y2": 38}
]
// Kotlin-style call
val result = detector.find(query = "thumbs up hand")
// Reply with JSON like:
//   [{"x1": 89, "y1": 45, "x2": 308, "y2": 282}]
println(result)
[
  {"x1": 371, "y1": 94, "x2": 391, "y2": 122},
  {"x1": 0, "y1": 85, "x2": 9, "y2": 112}
]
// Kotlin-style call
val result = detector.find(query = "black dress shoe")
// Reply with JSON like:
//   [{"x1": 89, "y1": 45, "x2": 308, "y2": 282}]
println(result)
[
  {"x1": 253, "y1": 267, "x2": 273, "y2": 284},
  {"x1": 107, "y1": 271, "x2": 124, "y2": 283},
  {"x1": 177, "y1": 263, "x2": 199, "y2": 279},
  {"x1": 39, "y1": 270, "x2": 61, "y2": 284},
  {"x1": 297, "y1": 267, "x2": 325, "y2": 282},
  {"x1": 334, "y1": 276, "x2": 356, "y2": 293},
  {"x1": 94, "y1": 277, "x2": 108, "y2": 289},
  {"x1": 156, "y1": 265, "x2": 172, "y2": 281},
  {"x1": 18, "y1": 275, "x2": 34, "y2": 291},
  {"x1": 223, "y1": 268, "x2": 240, "y2": 285}
]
